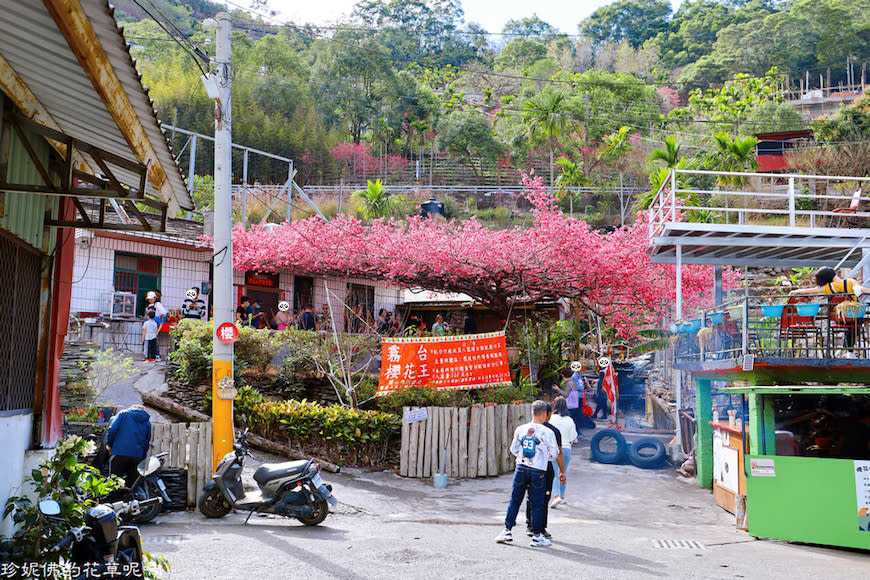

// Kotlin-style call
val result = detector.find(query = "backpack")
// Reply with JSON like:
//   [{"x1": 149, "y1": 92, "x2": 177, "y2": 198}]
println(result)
[{"x1": 520, "y1": 428, "x2": 540, "y2": 459}]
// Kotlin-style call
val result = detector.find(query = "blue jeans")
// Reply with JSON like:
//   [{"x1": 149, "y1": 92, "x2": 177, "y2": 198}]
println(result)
[
  {"x1": 552, "y1": 447, "x2": 572, "y2": 498},
  {"x1": 504, "y1": 465, "x2": 547, "y2": 534}
]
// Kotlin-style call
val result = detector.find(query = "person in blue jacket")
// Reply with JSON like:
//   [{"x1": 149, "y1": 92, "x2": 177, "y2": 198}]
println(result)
[{"x1": 106, "y1": 404, "x2": 152, "y2": 487}]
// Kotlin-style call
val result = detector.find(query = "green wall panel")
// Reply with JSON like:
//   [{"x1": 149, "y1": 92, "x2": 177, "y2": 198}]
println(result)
[
  {"x1": 746, "y1": 455, "x2": 870, "y2": 550},
  {"x1": 0, "y1": 92, "x2": 55, "y2": 252}
]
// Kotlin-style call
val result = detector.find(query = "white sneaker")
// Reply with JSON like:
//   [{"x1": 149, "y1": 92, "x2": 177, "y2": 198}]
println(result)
[
  {"x1": 530, "y1": 533, "x2": 551, "y2": 547},
  {"x1": 550, "y1": 497, "x2": 563, "y2": 509},
  {"x1": 495, "y1": 529, "x2": 513, "y2": 543}
]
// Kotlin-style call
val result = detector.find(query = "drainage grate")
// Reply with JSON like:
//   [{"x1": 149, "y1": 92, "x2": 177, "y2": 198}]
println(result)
[{"x1": 652, "y1": 539, "x2": 706, "y2": 550}]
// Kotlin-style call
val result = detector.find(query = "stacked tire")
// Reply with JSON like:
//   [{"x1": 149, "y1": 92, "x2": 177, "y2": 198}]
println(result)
[{"x1": 590, "y1": 430, "x2": 667, "y2": 469}]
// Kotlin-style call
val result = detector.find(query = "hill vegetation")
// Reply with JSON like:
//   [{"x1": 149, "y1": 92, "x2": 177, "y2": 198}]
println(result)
[{"x1": 114, "y1": 0, "x2": 870, "y2": 219}]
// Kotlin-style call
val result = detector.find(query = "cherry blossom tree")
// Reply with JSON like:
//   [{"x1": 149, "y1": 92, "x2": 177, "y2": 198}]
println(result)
[{"x1": 232, "y1": 173, "x2": 737, "y2": 338}]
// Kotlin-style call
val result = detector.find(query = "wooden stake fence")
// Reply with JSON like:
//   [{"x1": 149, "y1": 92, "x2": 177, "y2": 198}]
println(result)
[
  {"x1": 399, "y1": 403, "x2": 532, "y2": 478},
  {"x1": 149, "y1": 422, "x2": 213, "y2": 505}
]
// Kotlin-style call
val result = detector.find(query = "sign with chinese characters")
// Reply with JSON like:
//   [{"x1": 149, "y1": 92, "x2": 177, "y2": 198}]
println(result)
[
  {"x1": 215, "y1": 322, "x2": 239, "y2": 344},
  {"x1": 377, "y1": 331, "x2": 512, "y2": 396},
  {"x1": 856, "y1": 460, "x2": 870, "y2": 532}
]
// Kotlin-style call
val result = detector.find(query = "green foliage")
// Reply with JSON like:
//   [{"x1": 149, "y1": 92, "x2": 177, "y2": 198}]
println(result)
[
  {"x1": 2, "y1": 436, "x2": 121, "y2": 563},
  {"x1": 582, "y1": 0, "x2": 672, "y2": 49},
  {"x1": 436, "y1": 111, "x2": 504, "y2": 181},
  {"x1": 234, "y1": 386, "x2": 400, "y2": 464},
  {"x1": 233, "y1": 325, "x2": 274, "y2": 375},
  {"x1": 353, "y1": 179, "x2": 404, "y2": 219},
  {"x1": 372, "y1": 383, "x2": 535, "y2": 415},
  {"x1": 169, "y1": 319, "x2": 214, "y2": 387},
  {"x1": 649, "y1": 134, "x2": 681, "y2": 168}
]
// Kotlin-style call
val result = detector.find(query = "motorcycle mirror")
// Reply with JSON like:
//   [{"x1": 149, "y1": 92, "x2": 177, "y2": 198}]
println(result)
[
  {"x1": 137, "y1": 456, "x2": 161, "y2": 477},
  {"x1": 38, "y1": 500, "x2": 61, "y2": 516}
]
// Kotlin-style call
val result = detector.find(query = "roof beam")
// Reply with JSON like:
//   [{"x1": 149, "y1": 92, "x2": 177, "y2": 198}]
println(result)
[{"x1": 42, "y1": 0, "x2": 180, "y2": 214}]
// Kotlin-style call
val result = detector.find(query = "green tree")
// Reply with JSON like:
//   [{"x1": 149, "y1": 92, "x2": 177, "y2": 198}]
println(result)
[
  {"x1": 649, "y1": 134, "x2": 681, "y2": 168},
  {"x1": 436, "y1": 111, "x2": 504, "y2": 183},
  {"x1": 706, "y1": 132, "x2": 759, "y2": 187},
  {"x1": 581, "y1": 0, "x2": 672, "y2": 49},
  {"x1": 523, "y1": 89, "x2": 571, "y2": 185}
]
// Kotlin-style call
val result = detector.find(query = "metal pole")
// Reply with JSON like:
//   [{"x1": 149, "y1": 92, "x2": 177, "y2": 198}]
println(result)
[
  {"x1": 209, "y1": 12, "x2": 234, "y2": 468},
  {"x1": 187, "y1": 135, "x2": 197, "y2": 219},
  {"x1": 675, "y1": 244, "x2": 683, "y2": 447},
  {"x1": 242, "y1": 149, "x2": 248, "y2": 227},
  {"x1": 287, "y1": 161, "x2": 294, "y2": 223},
  {"x1": 787, "y1": 177, "x2": 795, "y2": 227}
]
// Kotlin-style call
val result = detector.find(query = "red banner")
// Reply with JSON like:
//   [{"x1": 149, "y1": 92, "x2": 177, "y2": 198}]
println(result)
[
  {"x1": 377, "y1": 331, "x2": 512, "y2": 396},
  {"x1": 602, "y1": 363, "x2": 618, "y2": 415}
]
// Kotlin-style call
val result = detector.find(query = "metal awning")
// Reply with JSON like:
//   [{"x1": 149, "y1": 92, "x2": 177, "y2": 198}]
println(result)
[
  {"x1": 0, "y1": 0, "x2": 193, "y2": 221},
  {"x1": 650, "y1": 222, "x2": 870, "y2": 267}
]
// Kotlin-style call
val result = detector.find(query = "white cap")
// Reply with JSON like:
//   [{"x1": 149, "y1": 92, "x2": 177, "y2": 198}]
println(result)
[{"x1": 146, "y1": 291, "x2": 157, "y2": 299}]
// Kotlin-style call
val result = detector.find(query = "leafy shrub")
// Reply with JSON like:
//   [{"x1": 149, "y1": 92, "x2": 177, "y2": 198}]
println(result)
[
  {"x1": 233, "y1": 325, "x2": 273, "y2": 374},
  {"x1": 2, "y1": 436, "x2": 121, "y2": 563},
  {"x1": 169, "y1": 319, "x2": 213, "y2": 386},
  {"x1": 235, "y1": 386, "x2": 400, "y2": 465},
  {"x1": 373, "y1": 384, "x2": 533, "y2": 415}
]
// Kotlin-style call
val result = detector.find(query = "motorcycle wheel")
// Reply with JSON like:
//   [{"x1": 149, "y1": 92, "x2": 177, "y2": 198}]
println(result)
[
  {"x1": 297, "y1": 499, "x2": 328, "y2": 526},
  {"x1": 198, "y1": 488, "x2": 232, "y2": 518},
  {"x1": 133, "y1": 484, "x2": 161, "y2": 523}
]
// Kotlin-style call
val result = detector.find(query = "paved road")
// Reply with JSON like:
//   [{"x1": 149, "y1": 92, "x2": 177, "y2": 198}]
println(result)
[{"x1": 141, "y1": 452, "x2": 870, "y2": 579}]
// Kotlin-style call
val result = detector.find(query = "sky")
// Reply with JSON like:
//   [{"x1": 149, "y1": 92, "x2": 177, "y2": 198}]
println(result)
[{"x1": 264, "y1": 0, "x2": 684, "y2": 36}]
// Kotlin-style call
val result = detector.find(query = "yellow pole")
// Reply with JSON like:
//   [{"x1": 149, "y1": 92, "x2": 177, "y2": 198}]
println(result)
[{"x1": 212, "y1": 360, "x2": 234, "y2": 468}]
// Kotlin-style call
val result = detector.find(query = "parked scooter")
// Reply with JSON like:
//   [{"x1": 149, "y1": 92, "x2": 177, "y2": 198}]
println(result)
[
  {"x1": 39, "y1": 495, "x2": 161, "y2": 579},
  {"x1": 198, "y1": 429, "x2": 337, "y2": 525},
  {"x1": 127, "y1": 452, "x2": 171, "y2": 523}
]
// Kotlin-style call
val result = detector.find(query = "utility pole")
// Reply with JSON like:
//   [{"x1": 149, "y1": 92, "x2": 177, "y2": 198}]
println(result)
[{"x1": 205, "y1": 12, "x2": 234, "y2": 468}]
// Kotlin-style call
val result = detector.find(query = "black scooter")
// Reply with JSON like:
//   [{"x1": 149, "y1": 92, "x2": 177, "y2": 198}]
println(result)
[
  {"x1": 198, "y1": 429, "x2": 337, "y2": 525},
  {"x1": 39, "y1": 495, "x2": 161, "y2": 579}
]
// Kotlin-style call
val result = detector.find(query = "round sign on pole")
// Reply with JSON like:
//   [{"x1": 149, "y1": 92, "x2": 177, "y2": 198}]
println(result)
[{"x1": 216, "y1": 322, "x2": 239, "y2": 344}]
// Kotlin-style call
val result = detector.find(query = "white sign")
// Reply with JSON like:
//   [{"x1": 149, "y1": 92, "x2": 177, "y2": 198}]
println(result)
[
  {"x1": 404, "y1": 408, "x2": 429, "y2": 424},
  {"x1": 855, "y1": 460, "x2": 870, "y2": 532},
  {"x1": 749, "y1": 457, "x2": 776, "y2": 477}
]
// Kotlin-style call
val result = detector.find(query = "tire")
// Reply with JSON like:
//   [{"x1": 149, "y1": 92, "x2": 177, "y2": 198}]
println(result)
[
  {"x1": 590, "y1": 428, "x2": 628, "y2": 464},
  {"x1": 133, "y1": 483, "x2": 161, "y2": 523},
  {"x1": 628, "y1": 437, "x2": 667, "y2": 469},
  {"x1": 297, "y1": 499, "x2": 329, "y2": 526},
  {"x1": 198, "y1": 487, "x2": 232, "y2": 518}
]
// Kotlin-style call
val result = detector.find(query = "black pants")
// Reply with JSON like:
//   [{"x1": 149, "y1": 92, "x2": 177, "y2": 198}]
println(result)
[
  {"x1": 525, "y1": 464, "x2": 555, "y2": 531},
  {"x1": 145, "y1": 338, "x2": 159, "y2": 359},
  {"x1": 110, "y1": 454, "x2": 141, "y2": 488},
  {"x1": 593, "y1": 392, "x2": 609, "y2": 418}
]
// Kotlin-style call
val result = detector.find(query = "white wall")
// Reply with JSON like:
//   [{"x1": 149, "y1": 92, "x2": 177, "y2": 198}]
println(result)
[
  {"x1": 0, "y1": 412, "x2": 33, "y2": 538},
  {"x1": 70, "y1": 234, "x2": 210, "y2": 317}
]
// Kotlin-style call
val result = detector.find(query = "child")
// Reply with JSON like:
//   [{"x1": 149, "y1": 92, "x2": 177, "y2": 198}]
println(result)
[{"x1": 142, "y1": 310, "x2": 159, "y2": 362}]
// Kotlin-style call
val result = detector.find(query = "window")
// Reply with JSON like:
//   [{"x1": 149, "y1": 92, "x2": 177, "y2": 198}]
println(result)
[{"x1": 113, "y1": 252, "x2": 161, "y2": 317}]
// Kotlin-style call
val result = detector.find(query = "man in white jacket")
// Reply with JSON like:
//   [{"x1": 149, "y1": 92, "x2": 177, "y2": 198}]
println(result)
[{"x1": 495, "y1": 400, "x2": 559, "y2": 548}]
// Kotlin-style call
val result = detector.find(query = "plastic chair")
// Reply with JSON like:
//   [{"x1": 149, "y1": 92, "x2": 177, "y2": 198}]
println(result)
[
  {"x1": 832, "y1": 189, "x2": 861, "y2": 227},
  {"x1": 779, "y1": 296, "x2": 821, "y2": 357}
]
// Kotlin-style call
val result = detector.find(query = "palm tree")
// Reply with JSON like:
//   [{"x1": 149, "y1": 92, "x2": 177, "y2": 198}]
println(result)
[
  {"x1": 353, "y1": 179, "x2": 402, "y2": 219},
  {"x1": 523, "y1": 89, "x2": 571, "y2": 186},
  {"x1": 649, "y1": 134, "x2": 681, "y2": 168},
  {"x1": 709, "y1": 132, "x2": 759, "y2": 188}
]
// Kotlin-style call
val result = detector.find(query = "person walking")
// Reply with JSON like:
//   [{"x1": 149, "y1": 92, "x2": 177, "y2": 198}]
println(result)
[
  {"x1": 462, "y1": 309, "x2": 477, "y2": 334},
  {"x1": 552, "y1": 367, "x2": 585, "y2": 436},
  {"x1": 593, "y1": 367, "x2": 609, "y2": 419},
  {"x1": 235, "y1": 296, "x2": 250, "y2": 326},
  {"x1": 548, "y1": 396, "x2": 578, "y2": 508},
  {"x1": 105, "y1": 404, "x2": 152, "y2": 488},
  {"x1": 142, "y1": 310, "x2": 159, "y2": 362},
  {"x1": 523, "y1": 402, "x2": 565, "y2": 539},
  {"x1": 495, "y1": 400, "x2": 559, "y2": 548}
]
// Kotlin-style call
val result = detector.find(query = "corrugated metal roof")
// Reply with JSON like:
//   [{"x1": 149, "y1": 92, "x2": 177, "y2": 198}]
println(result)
[{"x1": 0, "y1": 0, "x2": 192, "y2": 213}]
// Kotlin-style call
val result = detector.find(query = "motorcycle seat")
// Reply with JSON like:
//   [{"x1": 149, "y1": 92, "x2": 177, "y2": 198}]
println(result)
[{"x1": 253, "y1": 460, "x2": 310, "y2": 486}]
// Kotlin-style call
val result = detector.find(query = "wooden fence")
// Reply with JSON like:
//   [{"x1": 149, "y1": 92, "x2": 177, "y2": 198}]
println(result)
[
  {"x1": 399, "y1": 403, "x2": 533, "y2": 478},
  {"x1": 149, "y1": 422, "x2": 213, "y2": 506}
]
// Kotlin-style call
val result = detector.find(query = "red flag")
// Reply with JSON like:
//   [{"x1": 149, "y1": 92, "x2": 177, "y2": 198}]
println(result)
[{"x1": 602, "y1": 363, "x2": 618, "y2": 414}]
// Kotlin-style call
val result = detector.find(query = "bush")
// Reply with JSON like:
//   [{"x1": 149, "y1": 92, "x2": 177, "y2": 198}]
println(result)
[
  {"x1": 373, "y1": 384, "x2": 533, "y2": 415},
  {"x1": 234, "y1": 325, "x2": 273, "y2": 375},
  {"x1": 169, "y1": 319, "x2": 213, "y2": 386},
  {"x1": 235, "y1": 386, "x2": 400, "y2": 466}
]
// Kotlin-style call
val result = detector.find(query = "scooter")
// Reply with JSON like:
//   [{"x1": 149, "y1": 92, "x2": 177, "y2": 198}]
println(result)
[
  {"x1": 198, "y1": 429, "x2": 337, "y2": 526},
  {"x1": 127, "y1": 452, "x2": 171, "y2": 523},
  {"x1": 39, "y1": 495, "x2": 161, "y2": 579}
]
